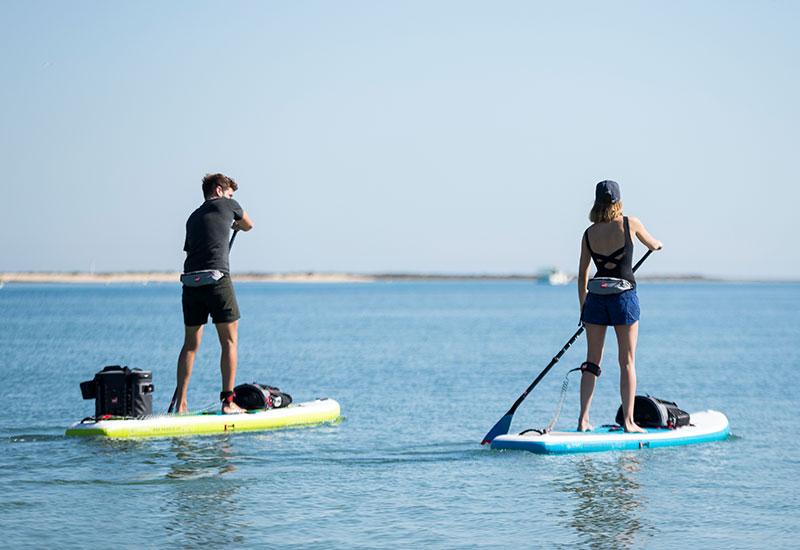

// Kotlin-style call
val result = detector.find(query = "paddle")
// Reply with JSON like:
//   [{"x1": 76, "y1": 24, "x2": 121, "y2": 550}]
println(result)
[
  {"x1": 228, "y1": 228, "x2": 240, "y2": 249},
  {"x1": 480, "y1": 249, "x2": 654, "y2": 444},
  {"x1": 168, "y1": 228, "x2": 242, "y2": 414}
]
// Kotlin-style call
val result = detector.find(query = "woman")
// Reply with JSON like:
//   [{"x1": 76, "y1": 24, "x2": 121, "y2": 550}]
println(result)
[{"x1": 577, "y1": 180, "x2": 662, "y2": 433}]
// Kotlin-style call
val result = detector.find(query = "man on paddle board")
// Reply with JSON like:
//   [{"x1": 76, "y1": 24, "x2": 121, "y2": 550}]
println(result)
[
  {"x1": 577, "y1": 180, "x2": 662, "y2": 433},
  {"x1": 176, "y1": 173, "x2": 254, "y2": 414}
]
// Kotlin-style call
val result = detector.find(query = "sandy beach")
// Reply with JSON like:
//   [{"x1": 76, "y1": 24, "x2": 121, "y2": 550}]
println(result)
[{"x1": 0, "y1": 272, "x2": 378, "y2": 284}]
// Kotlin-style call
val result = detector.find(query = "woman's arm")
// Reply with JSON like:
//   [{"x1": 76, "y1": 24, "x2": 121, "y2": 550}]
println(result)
[
  {"x1": 578, "y1": 236, "x2": 591, "y2": 310},
  {"x1": 630, "y1": 217, "x2": 662, "y2": 251}
]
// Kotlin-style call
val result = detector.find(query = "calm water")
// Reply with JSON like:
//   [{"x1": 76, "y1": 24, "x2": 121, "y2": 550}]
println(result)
[{"x1": 1, "y1": 281, "x2": 797, "y2": 548}]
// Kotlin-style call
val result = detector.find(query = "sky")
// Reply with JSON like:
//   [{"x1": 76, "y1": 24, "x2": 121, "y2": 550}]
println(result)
[{"x1": 1, "y1": 1, "x2": 798, "y2": 279}]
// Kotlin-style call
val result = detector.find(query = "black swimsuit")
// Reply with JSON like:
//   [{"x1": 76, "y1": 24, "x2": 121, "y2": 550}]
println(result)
[
  {"x1": 583, "y1": 216, "x2": 635, "y2": 286},
  {"x1": 581, "y1": 217, "x2": 640, "y2": 325}
]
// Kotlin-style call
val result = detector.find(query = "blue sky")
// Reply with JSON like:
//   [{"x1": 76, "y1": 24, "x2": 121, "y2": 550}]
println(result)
[{"x1": 2, "y1": 1, "x2": 798, "y2": 279}]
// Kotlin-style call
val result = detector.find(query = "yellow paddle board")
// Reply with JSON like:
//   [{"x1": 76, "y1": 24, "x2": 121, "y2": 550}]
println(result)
[{"x1": 66, "y1": 398, "x2": 340, "y2": 438}]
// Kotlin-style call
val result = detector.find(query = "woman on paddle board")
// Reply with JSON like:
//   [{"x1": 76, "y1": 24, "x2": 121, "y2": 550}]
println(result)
[{"x1": 578, "y1": 180, "x2": 662, "y2": 433}]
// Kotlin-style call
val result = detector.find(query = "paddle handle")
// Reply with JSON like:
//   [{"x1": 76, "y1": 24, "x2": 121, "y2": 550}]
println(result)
[
  {"x1": 632, "y1": 249, "x2": 653, "y2": 273},
  {"x1": 168, "y1": 388, "x2": 178, "y2": 414}
]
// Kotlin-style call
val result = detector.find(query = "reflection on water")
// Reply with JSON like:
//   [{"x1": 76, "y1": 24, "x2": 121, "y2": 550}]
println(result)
[
  {"x1": 160, "y1": 437, "x2": 247, "y2": 546},
  {"x1": 167, "y1": 436, "x2": 237, "y2": 479},
  {"x1": 556, "y1": 454, "x2": 654, "y2": 549}
]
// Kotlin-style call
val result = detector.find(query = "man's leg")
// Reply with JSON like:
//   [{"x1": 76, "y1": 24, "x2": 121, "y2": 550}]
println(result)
[
  {"x1": 176, "y1": 325, "x2": 204, "y2": 413},
  {"x1": 215, "y1": 320, "x2": 245, "y2": 414}
]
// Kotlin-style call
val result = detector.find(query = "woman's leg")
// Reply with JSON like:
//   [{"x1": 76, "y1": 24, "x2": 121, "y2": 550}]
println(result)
[
  {"x1": 578, "y1": 323, "x2": 606, "y2": 431},
  {"x1": 614, "y1": 322, "x2": 645, "y2": 433}
]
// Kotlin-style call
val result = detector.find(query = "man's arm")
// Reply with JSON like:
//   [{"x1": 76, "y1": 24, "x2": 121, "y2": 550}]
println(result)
[{"x1": 233, "y1": 211, "x2": 254, "y2": 231}]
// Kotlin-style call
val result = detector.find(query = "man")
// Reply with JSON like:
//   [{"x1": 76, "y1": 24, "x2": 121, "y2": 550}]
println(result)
[{"x1": 175, "y1": 173, "x2": 254, "y2": 414}]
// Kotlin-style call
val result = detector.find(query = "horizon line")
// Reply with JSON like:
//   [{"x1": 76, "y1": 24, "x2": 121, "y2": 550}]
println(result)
[{"x1": 2, "y1": 270, "x2": 799, "y2": 284}]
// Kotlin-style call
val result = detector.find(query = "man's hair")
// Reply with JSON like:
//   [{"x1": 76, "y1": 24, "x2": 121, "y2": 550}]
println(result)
[
  {"x1": 202, "y1": 173, "x2": 239, "y2": 198},
  {"x1": 589, "y1": 200, "x2": 623, "y2": 223}
]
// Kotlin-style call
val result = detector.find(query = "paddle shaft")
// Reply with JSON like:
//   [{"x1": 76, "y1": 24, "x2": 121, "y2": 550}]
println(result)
[
  {"x1": 168, "y1": 228, "x2": 242, "y2": 414},
  {"x1": 500, "y1": 249, "x2": 654, "y2": 418}
]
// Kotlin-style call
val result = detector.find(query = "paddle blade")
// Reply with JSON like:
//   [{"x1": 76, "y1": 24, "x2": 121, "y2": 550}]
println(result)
[{"x1": 481, "y1": 413, "x2": 514, "y2": 445}]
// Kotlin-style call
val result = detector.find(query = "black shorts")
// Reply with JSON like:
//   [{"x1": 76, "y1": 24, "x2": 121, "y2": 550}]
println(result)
[{"x1": 182, "y1": 276, "x2": 241, "y2": 326}]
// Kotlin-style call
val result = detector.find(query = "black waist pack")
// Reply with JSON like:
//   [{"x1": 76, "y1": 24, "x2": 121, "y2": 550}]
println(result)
[
  {"x1": 587, "y1": 277, "x2": 634, "y2": 295},
  {"x1": 180, "y1": 270, "x2": 224, "y2": 287},
  {"x1": 615, "y1": 395, "x2": 691, "y2": 429},
  {"x1": 233, "y1": 383, "x2": 293, "y2": 411}
]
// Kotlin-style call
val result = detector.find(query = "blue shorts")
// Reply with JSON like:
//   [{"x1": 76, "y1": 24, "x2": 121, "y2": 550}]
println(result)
[{"x1": 581, "y1": 289, "x2": 640, "y2": 326}]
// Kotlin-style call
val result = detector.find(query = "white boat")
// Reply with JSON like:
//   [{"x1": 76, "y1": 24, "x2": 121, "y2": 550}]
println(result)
[{"x1": 537, "y1": 267, "x2": 572, "y2": 285}]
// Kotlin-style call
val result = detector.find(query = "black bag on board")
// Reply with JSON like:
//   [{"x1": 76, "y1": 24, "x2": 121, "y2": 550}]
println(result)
[
  {"x1": 233, "y1": 383, "x2": 292, "y2": 411},
  {"x1": 80, "y1": 365, "x2": 154, "y2": 418},
  {"x1": 615, "y1": 395, "x2": 690, "y2": 429}
]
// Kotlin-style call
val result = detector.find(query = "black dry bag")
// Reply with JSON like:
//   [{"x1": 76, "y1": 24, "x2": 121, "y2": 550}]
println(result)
[
  {"x1": 615, "y1": 395, "x2": 690, "y2": 429},
  {"x1": 233, "y1": 383, "x2": 292, "y2": 411},
  {"x1": 79, "y1": 365, "x2": 154, "y2": 418}
]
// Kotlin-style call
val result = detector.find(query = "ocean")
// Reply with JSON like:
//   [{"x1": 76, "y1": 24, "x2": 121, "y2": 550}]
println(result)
[{"x1": 1, "y1": 281, "x2": 797, "y2": 548}]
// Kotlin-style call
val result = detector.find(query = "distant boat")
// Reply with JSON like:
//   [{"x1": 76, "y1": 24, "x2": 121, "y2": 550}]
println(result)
[{"x1": 537, "y1": 267, "x2": 572, "y2": 286}]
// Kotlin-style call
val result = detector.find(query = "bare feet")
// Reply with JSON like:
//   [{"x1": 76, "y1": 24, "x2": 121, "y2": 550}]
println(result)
[
  {"x1": 577, "y1": 419, "x2": 593, "y2": 432},
  {"x1": 222, "y1": 401, "x2": 246, "y2": 414},
  {"x1": 623, "y1": 421, "x2": 646, "y2": 433}
]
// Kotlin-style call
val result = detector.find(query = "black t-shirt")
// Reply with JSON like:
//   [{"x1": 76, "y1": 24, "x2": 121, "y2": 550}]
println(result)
[{"x1": 183, "y1": 197, "x2": 244, "y2": 274}]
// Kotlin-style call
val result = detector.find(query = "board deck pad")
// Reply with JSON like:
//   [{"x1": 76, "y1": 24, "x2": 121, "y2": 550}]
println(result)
[
  {"x1": 490, "y1": 410, "x2": 729, "y2": 454},
  {"x1": 66, "y1": 398, "x2": 340, "y2": 438}
]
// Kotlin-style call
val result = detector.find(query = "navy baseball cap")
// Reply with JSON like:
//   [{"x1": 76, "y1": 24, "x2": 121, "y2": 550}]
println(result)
[{"x1": 595, "y1": 180, "x2": 621, "y2": 204}]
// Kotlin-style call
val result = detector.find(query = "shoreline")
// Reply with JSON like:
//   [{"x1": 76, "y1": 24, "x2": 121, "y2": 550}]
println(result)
[
  {"x1": 0, "y1": 272, "x2": 375, "y2": 284},
  {"x1": 0, "y1": 271, "x2": 784, "y2": 285}
]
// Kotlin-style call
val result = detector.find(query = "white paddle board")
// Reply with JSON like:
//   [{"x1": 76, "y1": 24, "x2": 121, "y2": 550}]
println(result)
[{"x1": 490, "y1": 410, "x2": 729, "y2": 454}]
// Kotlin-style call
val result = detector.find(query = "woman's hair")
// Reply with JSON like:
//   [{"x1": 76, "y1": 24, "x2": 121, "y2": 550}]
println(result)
[
  {"x1": 589, "y1": 200, "x2": 623, "y2": 223},
  {"x1": 202, "y1": 173, "x2": 238, "y2": 198}
]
